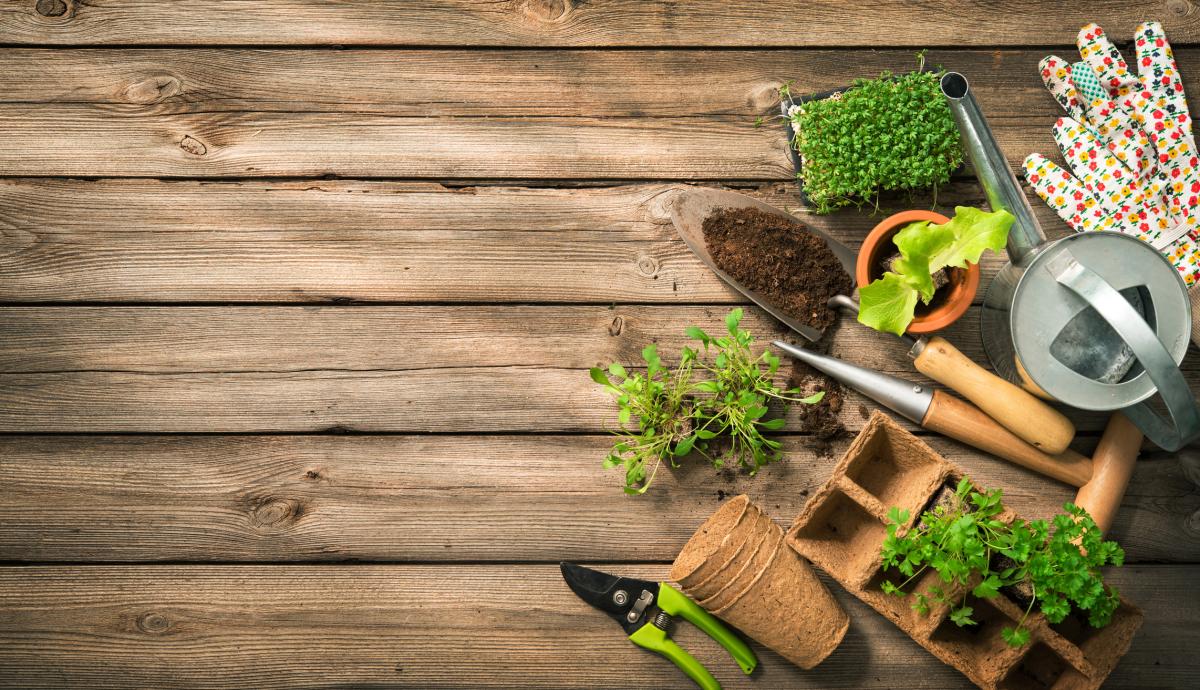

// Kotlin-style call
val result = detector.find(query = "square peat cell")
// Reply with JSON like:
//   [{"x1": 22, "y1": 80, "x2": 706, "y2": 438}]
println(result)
[
  {"x1": 999, "y1": 643, "x2": 1073, "y2": 690},
  {"x1": 843, "y1": 416, "x2": 946, "y2": 511},
  {"x1": 789, "y1": 490, "x2": 887, "y2": 585},
  {"x1": 928, "y1": 595, "x2": 1023, "y2": 684}
]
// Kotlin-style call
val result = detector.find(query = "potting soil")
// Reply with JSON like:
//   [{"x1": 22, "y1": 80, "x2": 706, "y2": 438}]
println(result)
[{"x1": 702, "y1": 207, "x2": 853, "y2": 332}]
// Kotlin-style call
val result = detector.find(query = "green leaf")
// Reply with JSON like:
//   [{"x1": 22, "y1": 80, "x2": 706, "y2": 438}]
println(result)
[
  {"x1": 880, "y1": 580, "x2": 901, "y2": 596},
  {"x1": 725, "y1": 308, "x2": 743, "y2": 335},
  {"x1": 608, "y1": 362, "x2": 627, "y2": 378},
  {"x1": 760, "y1": 417, "x2": 787, "y2": 430},
  {"x1": 685, "y1": 326, "x2": 710, "y2": 343},
  {"x1": 972, "y1": 574, "x2": 1002, "y2": 599},
  {"x1": 927, "y1": 206, "x2": 1014, "y2": 272},
  {"x1": 892, "y1": 220, "x2": 955, "y2": 302},
  {"x1": 798, "y1": 391, "x2": 826, "y2": 404},
  {"x1": 857, "y1": 272, "x2": 920, "y2": 336},
  {"x1": 950, "y1": 606, "x2": 975, "y2": 627},
  {"x1": 1001, "y1": 626, "x2": 1031, "y2": 648},
  {"x1": 674, "y1": 435, "x2": 696, "y2": 457},
  {"x1": 589, "y1": 368, "x2": 611, "y2": 386}
]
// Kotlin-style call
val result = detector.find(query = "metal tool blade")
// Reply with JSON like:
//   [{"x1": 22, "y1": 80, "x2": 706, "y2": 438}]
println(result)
[
  {"x1": 560, "y1": 563, "x2": 660, "y2": 635},
  {"x1": 773, "y1": 340, "x2": 934, "y2": 424},
  {"x1": 669, "y1": 187, "x2": 857, "y2": 342}
]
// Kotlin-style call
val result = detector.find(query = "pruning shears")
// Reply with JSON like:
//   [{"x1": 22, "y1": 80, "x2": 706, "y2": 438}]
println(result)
[{"x1": 559, "y1": 562, "x2": 757, "y2": 690}]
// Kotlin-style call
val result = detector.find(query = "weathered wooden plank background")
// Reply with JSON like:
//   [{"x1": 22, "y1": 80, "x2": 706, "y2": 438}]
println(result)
[{"x1": 1, "y1": 1, "x2": 1199, "y2": 688}]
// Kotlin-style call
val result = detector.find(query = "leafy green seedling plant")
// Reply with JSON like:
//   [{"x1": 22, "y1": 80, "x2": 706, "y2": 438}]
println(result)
[
  {"x1": 880, "y1": 478, "x2": 1124, "y2": 648},
  {"x1": 590, "y1": 309, "x2": 824, "y2": 494},
  {"x1": 785, "y1": 54, "x2": 963, "y2": 213},
  {"x1": 688, "y1": 308, "x2": 824, "y2": 474},
  {"x1": 858, "y1": 206, "x2": 1014, "y2": 336},
  {"x1": 590, "y1": 344, "x2": 698, "y2": 494}
]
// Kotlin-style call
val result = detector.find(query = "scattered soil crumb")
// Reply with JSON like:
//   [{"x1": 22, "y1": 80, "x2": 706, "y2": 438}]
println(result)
[
  {"x1": 788, "y1": 355, "x2": 847, "y2": 446},
  {"x1": 857, "y1": 403, "x2": 869, "y2": 419},
  {"x1": 716, "y1": 489, "x2": 728, "y2": 501},
  {"x1": 703, "y1": 206, "x2": 853, "y2": 332},
  {"x1": 800, "y1": 488, "x2": 810, "y2": 497}
]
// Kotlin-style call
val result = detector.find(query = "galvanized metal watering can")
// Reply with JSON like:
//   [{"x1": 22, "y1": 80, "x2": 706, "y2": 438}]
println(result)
[{"x1": 940, "y1": 72, "x2": 1200, "y2": 451}]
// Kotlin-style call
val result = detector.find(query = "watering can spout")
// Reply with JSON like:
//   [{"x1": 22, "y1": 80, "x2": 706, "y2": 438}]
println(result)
[{"x1": 941, "y1": 72, "x2": 1045, "y2": 264}]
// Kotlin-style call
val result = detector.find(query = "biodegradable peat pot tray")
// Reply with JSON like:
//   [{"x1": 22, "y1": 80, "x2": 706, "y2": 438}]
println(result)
[
  {"x1": 786, "y1": 412, "x2": 1143, "y2": 690},
  {"x1": 671, "y1": 494, "x2": 848, "y2": 670}
]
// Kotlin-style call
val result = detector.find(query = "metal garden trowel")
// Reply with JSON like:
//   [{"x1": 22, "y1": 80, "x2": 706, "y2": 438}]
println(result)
[{"x1": 668, "y1": 187, "x2": 1076, "y2": 454}]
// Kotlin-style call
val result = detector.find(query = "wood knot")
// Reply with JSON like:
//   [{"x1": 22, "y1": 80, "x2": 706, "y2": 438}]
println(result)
[
  {"x1": 179, "y1": 135, "x2": 207, "y2": 156},
  {"x1": 749, "y1": 82, "x2": 784, "y2": 111},
  {"x1": 247, "y1": 496, "x2": 305, "y2": 529},
  {"x1": 35, "y1": 0, "x2": 69, "y2": 17},
  {"x1": 636, "y1": 255, "x2": 660, "y2": 277},
  {"x1": 137, "y1": 612, "x2": 171, "y2": 634},
  {"x1": 520, "y1": 0, "x2": 574, "y2": 23},
  {"x1": 1186, "y1": 507, "x2": 1200, "y2": 538},
  {"x1": 123, "y1": 75, "x2": 183, "y2": 104},
  {"x1": 1167, "y1": 0, "x2": 1193, "y2": 16},
  {"x1": 608, "y1": 315, "x2": 624, "y2": 337},
  {"x1": 304, "y1": 469, "x2": 323, "y2": 481}
]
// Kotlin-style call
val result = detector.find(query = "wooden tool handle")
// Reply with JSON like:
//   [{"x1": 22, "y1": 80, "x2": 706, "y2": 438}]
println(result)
[
  {"x1": 1074, "y1": 414, "x2": 1142, "y2": 535},
  {"x1": 921, "y1": 390, "x2": 1092, "y2": 487},
  {"x1": 913, "y1": 336, "x2": 1076, "y2": 454}
]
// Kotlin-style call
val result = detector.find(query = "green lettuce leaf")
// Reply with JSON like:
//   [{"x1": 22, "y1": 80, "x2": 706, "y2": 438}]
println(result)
[
  {"x1": 858, "y1": 273, "x2": 920, "y2": 336},
  {"x1": 928, "y1": 206, "x2": 1014, "y2": 271},
  {"x1": 893, "y1": 220, "x2": 955, "y2": 303}
]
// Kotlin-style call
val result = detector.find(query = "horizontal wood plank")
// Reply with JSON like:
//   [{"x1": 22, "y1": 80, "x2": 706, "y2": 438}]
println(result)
[
  {"x1": 2, "y1": 303, "x2": 1197, "y2": 433},
  {"x1": 0, "y1": 106, "x2": 1053, "y2": 178},
  {"x1": 0, "y1": 564, "x2": 1193, "y2": 689},
  {"x1": 1, "y1": 434, "x2": 1195, "y2": 564},
  {"x1": 1, "y1": 1, "x2": 1196, "y2": 47},
  {"x1": 0, "y1": 180, "x2": 1071, "y2": 303},
  {"x1": 10, "y1": 48, "x2": 1200, "y2": 118}
]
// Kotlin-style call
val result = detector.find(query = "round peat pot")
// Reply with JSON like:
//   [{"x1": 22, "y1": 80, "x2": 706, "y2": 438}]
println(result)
[{"x1": 856, "y1": 210, "x2": 980, "y2": 334}]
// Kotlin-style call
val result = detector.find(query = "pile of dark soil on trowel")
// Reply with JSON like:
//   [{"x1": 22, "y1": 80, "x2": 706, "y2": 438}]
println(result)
[
  {"x1": 702, "y1": 206, "x2": 851, "y2": 449},
  {"x1": 701, "y1": 207, "x2": 852, "y2": 331}
]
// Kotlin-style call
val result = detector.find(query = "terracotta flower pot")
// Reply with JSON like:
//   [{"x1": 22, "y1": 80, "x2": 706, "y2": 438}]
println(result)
[{"x1": 855, "y1": 210, "x2": 980, "y2": 335}]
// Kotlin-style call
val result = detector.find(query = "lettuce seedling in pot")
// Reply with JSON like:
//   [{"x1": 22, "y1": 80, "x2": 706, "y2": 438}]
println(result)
[{"x1": 857, "y1": 206, "x2": 1014, "y2": 336}]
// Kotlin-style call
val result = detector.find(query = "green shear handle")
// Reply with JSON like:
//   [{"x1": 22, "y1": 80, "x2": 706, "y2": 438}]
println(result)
[{"x1": 627, "y1": 584, "x2": 757, "y2": 690}]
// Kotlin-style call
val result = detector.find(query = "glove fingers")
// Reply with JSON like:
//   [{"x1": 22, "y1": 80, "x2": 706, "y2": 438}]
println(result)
[
  {"x1": 1040, "y1": 55, "x2": 1085, "y2": 121},
  {"x1": 1066, "y1": 60, "x2": 1151, "y2": 175},
  {"x1": 1133, "y1": 21, "x2": 1193, "y2": 144},
  {"x1": 1069, "y1": 60, "x2": 1108, "y2": 106},
  {"x1": 1078, "y1": 23, "x2": 1137, "y2": 96},
  {"x1": 1023, "y1": 153, "x2": 1094, "y2": 232},
  {"x1": 1051, "y1": 117, "x2": 1120, "y2": 183},
  {"x1": 1051, "y1": 118, "x2": 1159, "y2": 234},
  {"x1": 1134, "y1": 22, "x2": 1180, "y2": 93}
]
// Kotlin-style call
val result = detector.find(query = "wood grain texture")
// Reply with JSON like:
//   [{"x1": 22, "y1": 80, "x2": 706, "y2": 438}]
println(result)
[
  {"x1": 0, "y1": 564, "x2": 1194, "y2": 689},
  {"x1": 1, "y1": 1, "x2": 1197, "y2": 47},
  {"x1": 1, "y1": 435, "x2": 1195, "y2": 564},
  {"x1": 0, "y1": 106, "x2": 794, "y2": 178},
  {"x1": 9, "y1": 48, "x2": 1199, "y2": 117},
  {"x1": 0, "y1": 180, "x2": 1070, "y2": 303},
  {"x1": 3, "y1": 303, "x2": 1198, "y2": 433},
  {"x1": 0, "y1": 106, "x2": 1061, "y2": 179}
]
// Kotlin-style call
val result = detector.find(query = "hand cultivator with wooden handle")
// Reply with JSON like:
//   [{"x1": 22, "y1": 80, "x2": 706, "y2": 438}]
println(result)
[
  {"x1": 669, "y1": 187, "x2": 1077, "y2": 454},
  {"x1": 771, "y1": 340, "x2": 1093, "y2": 487}
]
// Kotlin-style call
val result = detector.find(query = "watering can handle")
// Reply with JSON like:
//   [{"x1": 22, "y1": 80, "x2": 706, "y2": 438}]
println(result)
[{"x1": 1046, "y1": 251, "x2": 1200, "y2": 451}]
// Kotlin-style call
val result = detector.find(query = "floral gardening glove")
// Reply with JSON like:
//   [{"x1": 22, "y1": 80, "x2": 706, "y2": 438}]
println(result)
[
  {"x1": 1024, "y1": 22, "x2": 1200, "y2": 346},
  {"x1": 1037, "y1": 24, "x2": 1154, "y2": 177}
]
